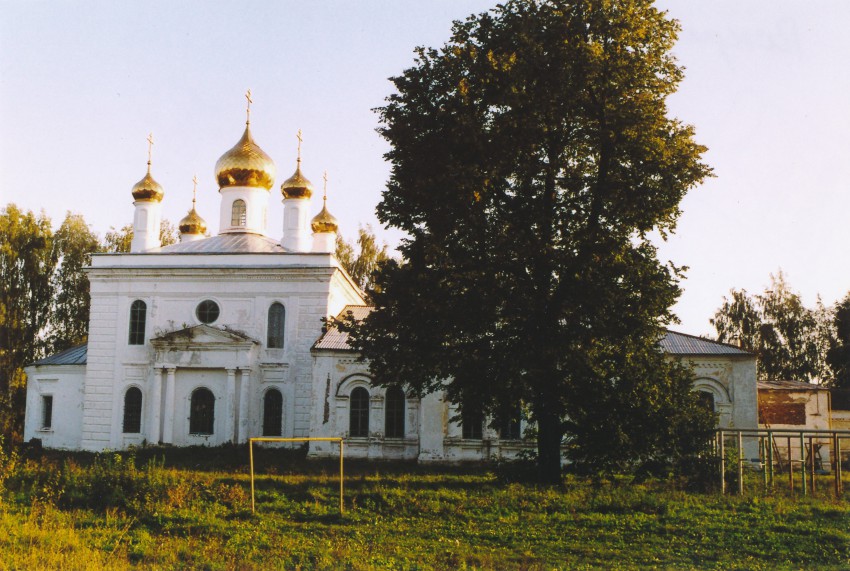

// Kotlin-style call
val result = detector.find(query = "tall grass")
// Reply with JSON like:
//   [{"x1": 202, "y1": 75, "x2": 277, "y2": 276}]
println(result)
[{"x1": 1, "y1": 445, "x2": 849, "y2": 569}]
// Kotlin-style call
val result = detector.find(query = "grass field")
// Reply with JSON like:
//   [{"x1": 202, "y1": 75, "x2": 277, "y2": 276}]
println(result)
[{"x1": 1, "y1": 445, "x2": 850, "y2": 570}]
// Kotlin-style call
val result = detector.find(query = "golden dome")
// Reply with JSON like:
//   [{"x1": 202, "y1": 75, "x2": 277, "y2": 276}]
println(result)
[
  {"x1": 131, "y1": 167, "x2": 164, "y2": 202},
  {"x1": 281, "y1": 164, "x2": 314, "y2": 199},
  {"x1": 311, "y1": 200, "x2": 338, "y2": 233},
  {"x1": 179, "y1": 207, "x2": 207, "y2": 236},
  {"x1": 215, "y1": 125, "x2": 276, "y2": 190}
]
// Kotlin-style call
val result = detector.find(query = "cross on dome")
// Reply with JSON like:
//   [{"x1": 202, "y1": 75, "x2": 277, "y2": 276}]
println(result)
[{"x1": 245, "y1": 90, "x2": 252, "y2": 125}]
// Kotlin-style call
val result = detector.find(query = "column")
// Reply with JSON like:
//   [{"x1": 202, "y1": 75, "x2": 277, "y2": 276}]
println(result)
[
  {"x1": 238, "y1": 369, "x2": 251, "y2": 443},
  {"x1": 149, "y1": 368, "x2": 163, "y2": 444},
  {"x1": 225, "y1": 368, "x2": 237, "y2": 443},
  {"x1": 162, "y1": 367, "x2": 176, "y2": 444}
]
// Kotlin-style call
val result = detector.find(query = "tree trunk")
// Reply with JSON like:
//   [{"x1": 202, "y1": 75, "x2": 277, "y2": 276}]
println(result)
[{"x1": 536, "y1": 400, "x2": 564, "y2": 485}]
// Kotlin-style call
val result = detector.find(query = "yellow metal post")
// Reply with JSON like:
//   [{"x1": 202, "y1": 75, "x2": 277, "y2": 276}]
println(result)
[
  {"x1": 250, "y1": 438, "x2": 255, "y2": 513},
  {"x1": 339, "y1": 439, "x2": 344, "y2": 514}
]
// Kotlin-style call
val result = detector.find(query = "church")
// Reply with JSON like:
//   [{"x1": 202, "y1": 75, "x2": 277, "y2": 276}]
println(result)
[{"x1": 23, "y1": 102, "x2": 759, "y2": 462}]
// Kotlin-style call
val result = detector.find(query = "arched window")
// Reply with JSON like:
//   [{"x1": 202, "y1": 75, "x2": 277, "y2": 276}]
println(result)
[
  {"x1": 350, "y1": 387, "x2": 370, "y2": 438},
  {"x1": 462, "y1": 408, "x2": 484, "y2": 440},
  {"x1": 189, "y1": 388, "x2": 215, "y2": 435},
  {"x1": 267, "y1": 303, "x2": 285, "y2": 348},
  {"x1": 698, "y1": 391, "x2": 715, "y2": 413},
  {"x1": 385, "y1": 387, "x2": 405, "y2": 438},
  {"x1": 262, "y1": 388, "x2": 283, "y2": 436},
  {"x1": 128, "y1": 300, "x2": 147, "y2": 345},
  {"x1": 499, "y1": 404, "x2": 523, "y2": 440},
  {"x1": 123, "y1": 387, "x2": 143, "y2": 433},
  {"x1": 231, "y1": 199, "x2": 247, "y2": 227}
]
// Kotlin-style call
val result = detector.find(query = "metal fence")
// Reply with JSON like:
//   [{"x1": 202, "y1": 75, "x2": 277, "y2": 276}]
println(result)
[{"x1": 715, "y1": 428, "x2": 850, "y2": 496}]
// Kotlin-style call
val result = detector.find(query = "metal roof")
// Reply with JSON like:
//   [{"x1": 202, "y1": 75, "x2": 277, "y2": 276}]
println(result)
[
  {"x1": 31, "y1": 344, "x2": 87, "y2": 366},
  {"x1": 313, "y1": 305, "x2": 373, "y2": 351},
  {"x1": 758, "y1": 379, "x2": 826, "y2": 391},
  {"x1": 155, "y1": 233, "x2": 288, "y2": 254},
  {"x1": 660, "y1": 331, "x2": 752, "y2": 356}
]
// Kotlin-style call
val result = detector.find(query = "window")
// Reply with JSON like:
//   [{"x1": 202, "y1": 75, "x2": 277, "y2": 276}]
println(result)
[
  {"x1": 499, "y1": 405, "x2": 523, "y2": 440},
  {"x1": 196, "y1": 300, "x2": 220, "y2": 324},
  {"x1": 41, "y1": 395, "x2": 53, "y2": 430},
  {"x1": 189, "y1": 388, "x2": 215, "y2": 435},
  {"x1": 123, "y1": 387, "x2": 143, "y2": 433},
  {"x1": 231, "y1": 199, "x2": 247, "y2": 227},
  {"x1": 385, "y1": 387, "x2": 405, "y2": 438},
  {"x1": 262, "y1": 388, "x2": 283, "y2": 436},
  {"x1": 267, "y1": 303, "x2": 285, "y2": 348},
  {"x1": 128, "y1": 300, "x2": 147, "y2": 345},
  {"x1": 698, "y1": 391, "x2": 715, "y2": 413},
  {"x1": 462, "y1": 408, "x2": 484, "y2": 440},
  {"x1": 349, "y1": 387, "x2": 370, "y2": 438}
]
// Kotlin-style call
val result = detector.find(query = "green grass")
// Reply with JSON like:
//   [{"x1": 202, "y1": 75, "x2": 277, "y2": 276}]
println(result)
[{"x1": 1, "y1": 445, "x2": 850, "y2": 569}]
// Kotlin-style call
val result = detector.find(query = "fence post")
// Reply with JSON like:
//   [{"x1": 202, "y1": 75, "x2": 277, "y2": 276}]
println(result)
[
  {"x1": 800, "y1": 432, "x2": 807, "y2": 496},
  {"x1": 737, "y1": 431, "x2": 744, "y2": 495},
  {"x1": 788, "y1": 436, "x2": 793, "y2": 495},
  {"x1": 767, "y1": 430, "x2": 774, "y2": 489},
  {"x1": 719, "y1": 431, "x2": 725, "y2": 495}
]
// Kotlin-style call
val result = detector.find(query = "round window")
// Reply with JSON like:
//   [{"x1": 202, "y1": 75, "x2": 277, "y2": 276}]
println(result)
[{"x1": 196, "y1": 300, "x2": 220, "y2": 324}]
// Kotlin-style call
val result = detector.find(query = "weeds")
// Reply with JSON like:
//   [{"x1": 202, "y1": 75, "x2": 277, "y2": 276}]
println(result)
[{"x1": 1, "y1": 446, "x2": 850, "y2": 569}]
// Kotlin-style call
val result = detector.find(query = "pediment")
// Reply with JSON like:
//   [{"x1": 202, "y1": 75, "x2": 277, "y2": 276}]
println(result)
[{"x1": 151, "y1": 324, "x2": 258, "y2": 348}]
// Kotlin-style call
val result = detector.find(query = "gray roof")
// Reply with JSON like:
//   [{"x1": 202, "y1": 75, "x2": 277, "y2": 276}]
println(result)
[
  {"x1": 314, "y1": 311, "x2": 747, "y2": 358},
  {"x1": 31, "y1": 344, "x2": 87, "y2": 366},
  {"x1": 758, "y1": 379, "x2": 826, "y2": 391},
  {"x1": 660, "y1": 331, "x2": 752, "y2": 356},
  {"x1": 313, "y1": 305, "x2": 373, "y2": 351},
  {"x1": 155, "y1": 233, "x2": 287, "y2": 254}
]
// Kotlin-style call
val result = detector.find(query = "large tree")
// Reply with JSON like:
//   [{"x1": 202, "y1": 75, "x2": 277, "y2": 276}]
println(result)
[
  {"x1": 348, "y1": 0, "x2": 713, "y2": 481},
  {"x1": 712, "y1": 271, "x2": 834, "y2": 383},
  {"x1": 0, "y1": 205, "x2": 56, "y2": 439},
  {"x1": 49, "y1": 213, "x2": 102, "y2": 353},
  {"x1": 335, "y1": 226, "x2": 391, "y2": 294}
]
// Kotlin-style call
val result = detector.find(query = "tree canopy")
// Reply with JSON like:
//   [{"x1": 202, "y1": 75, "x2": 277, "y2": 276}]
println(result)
[
  {"x1": 347, "y1": 0, "x2": 713, "y2": 481},
  {"x1": 335, "y1": 226, "x2": 391, "y2": 294},
  {"x1": 712, "y1": 271, "x2": 834, "y2": 384},
  {"x1": 0, "y1": 205, "x2": 178, "y2": 440}
]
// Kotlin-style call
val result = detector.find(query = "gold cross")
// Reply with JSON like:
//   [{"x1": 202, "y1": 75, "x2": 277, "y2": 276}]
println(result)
[
  {"x1": 296, "y1": 129, "x2": 303, "y2": 162},
  {"x1": 146, "y1": 132, "x2": 154, "y2": 169},
  {"x1": 323, "y1": 171, "x2": 328, "y2": 201},
  {"x1": 192, "y1": 175, "x2": 199, "y2": 208},
  {"x1": 245, "y1": 89, "x2": 252, "y2": 124}
]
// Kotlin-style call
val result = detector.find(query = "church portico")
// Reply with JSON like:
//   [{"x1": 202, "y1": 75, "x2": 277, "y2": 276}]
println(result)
[{"x1": 149, "y1": 325, "x2": 260, "y2": 446}]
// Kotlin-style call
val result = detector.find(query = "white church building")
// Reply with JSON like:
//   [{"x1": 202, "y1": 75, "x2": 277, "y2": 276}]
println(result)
[{"x1": 23, "y1": 108, "x2": 759, "y2": 462}]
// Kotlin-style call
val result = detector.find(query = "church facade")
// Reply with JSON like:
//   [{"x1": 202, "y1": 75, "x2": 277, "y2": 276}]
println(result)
[{"x1": 23, "y1": 108, "x2": 759, "y2": 461}]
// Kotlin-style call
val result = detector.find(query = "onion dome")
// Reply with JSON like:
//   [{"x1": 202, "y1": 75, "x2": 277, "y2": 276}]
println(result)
[
  {"x1": 131, "y1": 168, "x2": 164, "y2": 202},
  {"x1": 311, "y1": 200, "x2": 338, "y2": 234},
  {"x1": 281, "y1": 129, "x2": 313, "y2": 199},
  {"x1": 179, "y1": 176, "x2": 207, "y2": 235},
  {"x1": 281, "y1": 163, "x2": 314, "y2": 199},
  {"x1": 311, "y1": 171, "x2": 338, "y2": 233},
  {"x1": 214, "y1": 124, "x2": 276, "y2": 190},
  {"x1": 179, "y1": 208, "x2": 207, "y2": 236},
  {"x1": 132, "y1": 134, "x2": 164, "y2": 202}
]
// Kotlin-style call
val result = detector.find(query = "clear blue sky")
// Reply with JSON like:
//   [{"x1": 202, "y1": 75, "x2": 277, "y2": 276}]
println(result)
[{"x1": 1, "y1": 1, "x2": 849, "y2": 336}]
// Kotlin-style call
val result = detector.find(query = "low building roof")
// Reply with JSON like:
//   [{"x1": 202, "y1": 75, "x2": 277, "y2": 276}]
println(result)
[
  {"x1": 312, "y1": 305, "x2": 373, "y2": 351},
  {"x1": 758, "y1": 379, "x2": 827, "y2": 391},
  {"x1": 315, "y1": 309, "x2": 752, "y2": 357},
  {"x1": 30, "y1": 344, "x2": 87, "y2": 366},
  {"x1": 660, "y1": 330, "x2": 752, "y2": 356}
]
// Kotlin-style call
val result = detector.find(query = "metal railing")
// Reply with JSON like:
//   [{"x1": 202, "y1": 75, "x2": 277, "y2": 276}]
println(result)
[{"x1": 715, "y1": 429, "x2": 850, "y2": 496}]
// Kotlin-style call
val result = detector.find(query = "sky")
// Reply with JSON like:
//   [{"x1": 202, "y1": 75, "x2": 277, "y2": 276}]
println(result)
[{"x1": 1, "y1": 1, "x2": 849, "y2": 337}]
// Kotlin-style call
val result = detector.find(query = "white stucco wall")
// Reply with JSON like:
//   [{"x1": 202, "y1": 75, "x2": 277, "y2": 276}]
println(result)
[{"x1": 23, "y1": 365, "x2": 85, "y2": 449}]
